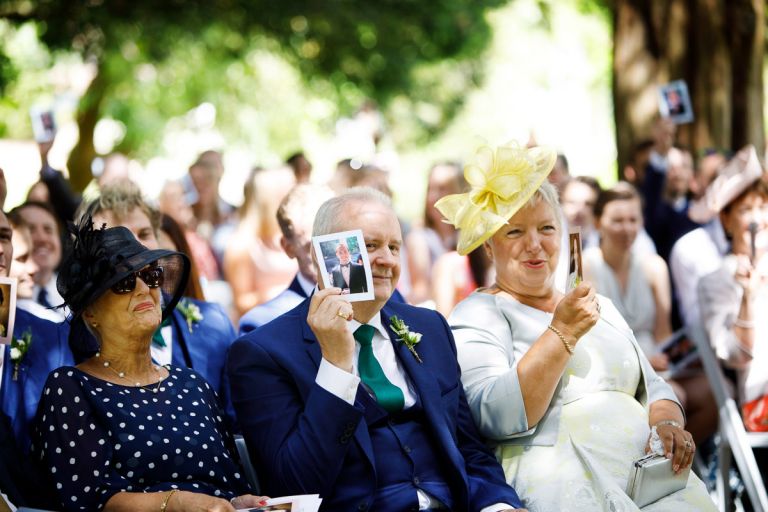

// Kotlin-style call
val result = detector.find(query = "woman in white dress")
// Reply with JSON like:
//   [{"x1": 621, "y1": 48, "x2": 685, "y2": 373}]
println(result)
[{"x1": 436, "y1": 142, "x2": 715, "y2": 511}]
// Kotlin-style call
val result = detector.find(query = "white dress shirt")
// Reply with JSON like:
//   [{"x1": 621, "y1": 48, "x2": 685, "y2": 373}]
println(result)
[
  {"x1": 149, "y1": 324, "x2": 174, "y2": 366},
  {"x1": 31, "y1": 274, "x2": 67, "y2": 321},
  {"x1": 315, "y1": 314, "x2": 513, "y2": 512}
]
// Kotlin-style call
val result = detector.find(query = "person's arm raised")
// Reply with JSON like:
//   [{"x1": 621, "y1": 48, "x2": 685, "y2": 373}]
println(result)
[{"x1": 516, "y1": 282, "x2": 599, "y2": 426}]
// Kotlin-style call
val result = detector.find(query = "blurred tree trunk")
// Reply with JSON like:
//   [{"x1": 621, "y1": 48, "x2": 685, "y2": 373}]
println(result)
[
  {"x1": 66, "y1": 66, "x2": 108, "y2": 192},
  {"x1": 613, "y1": 0, "x2": 764, "y2": 177}
]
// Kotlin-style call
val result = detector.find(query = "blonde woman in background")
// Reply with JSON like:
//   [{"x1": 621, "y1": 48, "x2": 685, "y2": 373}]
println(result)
[{"x1": 224, "y1": 166, "x2": 297, "y2": 316}]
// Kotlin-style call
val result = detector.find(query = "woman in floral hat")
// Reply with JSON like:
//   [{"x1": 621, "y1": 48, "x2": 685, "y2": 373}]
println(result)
[{"x1": 442, "y1": 142, "x2": 714, "y2": 511}]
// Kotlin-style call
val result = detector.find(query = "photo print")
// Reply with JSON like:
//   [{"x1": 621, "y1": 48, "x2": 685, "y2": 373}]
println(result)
[
  {"x1": 312, "y1": 229, "x2": 374, "y2": 302},
  {"x1": 658, "y1": 80, "x2": 694, "y2": 124},
  {"x1": 0, "y1": 276, "x2": 17, "y2": 345}
]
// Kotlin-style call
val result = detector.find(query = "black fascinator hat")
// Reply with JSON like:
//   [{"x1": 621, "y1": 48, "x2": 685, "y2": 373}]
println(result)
[{"x1": 58, "y1": 216, "x2": 190, "y2": 359}]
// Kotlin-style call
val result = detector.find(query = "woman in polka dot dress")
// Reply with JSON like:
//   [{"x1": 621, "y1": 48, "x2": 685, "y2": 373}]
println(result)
[{"x1": 33, "y1": 218, "x2": 267, "y2": 511}]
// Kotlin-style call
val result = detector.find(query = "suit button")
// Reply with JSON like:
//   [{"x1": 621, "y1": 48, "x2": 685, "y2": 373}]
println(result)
[
  {"x1": 403, "y1": 445, "x2": 412, "y2": 454},
  {"x1": 357, "y1": 503, "x2": 368, "y2": 511},
  {"x1": 338, "y1": 435, "x2": 349, "y2": 444},
  {"x1": 413, "y1": 476, "x2": 420, "y2": 485}
]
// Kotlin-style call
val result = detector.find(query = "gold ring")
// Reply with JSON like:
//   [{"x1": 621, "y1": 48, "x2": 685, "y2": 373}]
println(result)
[
  {"x1": 337, "y1": 309, "x2": 348, "y2": 319},
  {"x1": 685, "y1": 440, "x2": 692, "y2": 449}
]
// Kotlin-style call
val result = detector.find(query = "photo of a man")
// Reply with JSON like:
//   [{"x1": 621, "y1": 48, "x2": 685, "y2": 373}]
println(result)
[
  {"x1": 329, "y1": 241, "x2": 367, "y2": 294},
  {"x1": 312, "y1": 229, "x2": 374, "y2": 302}
]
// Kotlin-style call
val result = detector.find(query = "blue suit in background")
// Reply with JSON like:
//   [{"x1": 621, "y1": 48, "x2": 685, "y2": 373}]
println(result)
[
  {"x1": 228, "y1": 297, "x2": 522, "y2": 511},
  {"x1": 1, "y1": 308, "x2": 73, "y2": 452},
  {"x1": 169, "y1": 298, "x2": 237, "y2": 424},
  {"x1": 238, "y1": 275, "x2": 308, "y2": 335}
]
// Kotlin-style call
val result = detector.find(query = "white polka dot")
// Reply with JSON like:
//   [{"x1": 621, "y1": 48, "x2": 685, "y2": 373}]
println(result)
[
  {"x1": 71, "y1": 474, "x2": 78, "y2": 481},
  {"x1": 91, "y1": 451, "x2": 97, "y2": 458},
  {"x1": 69, "y1": 458, "x2": 76, "y2": 465}
]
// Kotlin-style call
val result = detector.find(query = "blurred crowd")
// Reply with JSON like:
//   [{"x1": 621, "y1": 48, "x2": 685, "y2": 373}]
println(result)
[{"x1": 1, "y1": 110, "x2": 768, "y2": 510}]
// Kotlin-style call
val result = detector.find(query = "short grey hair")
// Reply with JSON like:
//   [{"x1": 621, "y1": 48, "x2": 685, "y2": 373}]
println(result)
[
  {"x1": 313, "y1": 187, "x2": 393, "y2": 236},
  {"x1": 526, "y1": 180, "x2": 562, "y2": 230}
]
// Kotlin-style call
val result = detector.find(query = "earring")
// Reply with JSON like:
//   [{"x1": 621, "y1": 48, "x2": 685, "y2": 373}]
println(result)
[{"x1": 91, "y1": 322, "x2": 99, "y2": 328}]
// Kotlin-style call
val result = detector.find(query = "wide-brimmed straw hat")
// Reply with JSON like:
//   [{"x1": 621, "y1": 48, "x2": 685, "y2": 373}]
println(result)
[
  {"x1": 58, "y1": 217, "x2": 190, "y2": 358},
  {"x1": 435, "y1": 141, "x2": 557, "y2": 255},
  {"x1": 688, "y1": 145, "x2": 765, "y2": 224}
]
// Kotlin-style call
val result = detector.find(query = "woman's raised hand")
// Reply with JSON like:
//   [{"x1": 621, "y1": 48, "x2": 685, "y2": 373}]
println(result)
[{"x1": 551, "y1": 282, "x2": 600, "y2": 346}]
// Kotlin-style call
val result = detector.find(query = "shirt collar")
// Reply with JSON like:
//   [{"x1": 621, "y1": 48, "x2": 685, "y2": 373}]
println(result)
[
  {"x1": 296, "y1": 272, "x2": 315, "y2": 297},
  {"x1": 348, "y1": 311, "x2": 388, "y2": 340}
]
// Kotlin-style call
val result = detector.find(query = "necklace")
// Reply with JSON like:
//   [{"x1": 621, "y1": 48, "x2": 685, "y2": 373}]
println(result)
[{"x1": 95, "y1": 353, "x2": 165, "y2": 393}]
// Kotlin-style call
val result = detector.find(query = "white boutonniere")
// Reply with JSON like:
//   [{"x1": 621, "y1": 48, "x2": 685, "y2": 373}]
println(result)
[
  {"x1": 10, "y1": 329, "x2": 32, "y2": 381},
  {"x1": 389, "y1": 315, "x2": 423, "y2": 363},
  {"x1": 176, "y1": 299, "x2": 203, "y2": 333}
]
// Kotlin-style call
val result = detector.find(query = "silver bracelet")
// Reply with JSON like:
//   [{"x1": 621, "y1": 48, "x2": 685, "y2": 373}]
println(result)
[
  {"x1": 734, "y1": 317, "x2": 755, "y2": 329},
  {"x1": 654, "y1": 419, "x2": 683, "y2": 429}
]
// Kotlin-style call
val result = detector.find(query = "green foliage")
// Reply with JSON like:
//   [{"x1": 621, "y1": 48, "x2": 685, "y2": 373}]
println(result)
[{"x1": 1, "y1": 0, "x2": 509, "y2": 161}]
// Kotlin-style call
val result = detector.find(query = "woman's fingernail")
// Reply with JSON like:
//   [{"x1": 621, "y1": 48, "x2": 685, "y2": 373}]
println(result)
[{"x1": 674, "y1": 464, "x2": 679, "y2": 472}]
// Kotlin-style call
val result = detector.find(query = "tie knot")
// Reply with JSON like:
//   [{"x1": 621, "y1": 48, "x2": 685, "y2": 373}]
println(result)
[{"x1": 353, "y1": 324, "x2": 376, "y2": 347}]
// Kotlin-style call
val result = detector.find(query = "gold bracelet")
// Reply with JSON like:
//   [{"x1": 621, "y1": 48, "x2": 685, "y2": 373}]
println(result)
[
  {"x1": 547, "y1": 324, "x2": 574, "y2": 355},
  {"x1": 160, "y1": 489, "x2": 178, "y2": 512}
]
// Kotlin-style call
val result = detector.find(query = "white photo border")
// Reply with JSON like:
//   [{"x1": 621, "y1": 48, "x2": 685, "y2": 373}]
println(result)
[{"x1": 0, "y1": 276, "x2": 18, "y2": 345}]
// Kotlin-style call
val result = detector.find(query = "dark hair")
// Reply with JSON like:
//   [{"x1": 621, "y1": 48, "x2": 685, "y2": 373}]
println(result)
[
  {"x1": 160, "y1": 214, "x2": 205, "y2": 300},
  {"x1": 721, "y1": 179, "x2": 768, "y2": 215},
  {"x1": 593, "y1": 182, "x2": 642, "y2": 219},
  {"x1": 9, "y1": 201, "x2": 63, "y2": 235}
]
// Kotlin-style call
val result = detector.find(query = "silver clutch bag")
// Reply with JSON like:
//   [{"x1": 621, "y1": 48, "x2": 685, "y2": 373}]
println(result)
[{"x1": 626, "y1": 453, "x2": 690, "y2": 507}]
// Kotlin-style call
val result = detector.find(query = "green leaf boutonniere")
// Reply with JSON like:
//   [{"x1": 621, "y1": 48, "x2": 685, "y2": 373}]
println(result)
[
  {"x1": 10, "y1": 329, "x2": 32, "y2": 381},
  {"x1": 389, "y1": 316, "x2": 423, "y2": 363},
  {"x1": 176, "y1": 299, "x2": 203, "y2": 333}
]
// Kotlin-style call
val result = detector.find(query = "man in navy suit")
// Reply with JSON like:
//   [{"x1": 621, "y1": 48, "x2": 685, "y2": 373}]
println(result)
[
  {"x1": 228, "y1": 188, "x2": 525, "y2": 511},
  {"x1": 239, "y1": 184, "x2": 334, "y2": 335},
  {"x1": 0, "y1": 210, "x2": 62, "y2": 508},
  {"x1": 79, "y1": 181, "x2": 237, "y2": 421}
]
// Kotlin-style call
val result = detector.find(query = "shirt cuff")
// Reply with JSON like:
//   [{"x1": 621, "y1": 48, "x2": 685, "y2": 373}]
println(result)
[
  {"x1": 481, "y1": 503, "x2": 516, "y2": 512},
  {"x1": 316, "y1": 358, "x2": 360, "y2": 405}
]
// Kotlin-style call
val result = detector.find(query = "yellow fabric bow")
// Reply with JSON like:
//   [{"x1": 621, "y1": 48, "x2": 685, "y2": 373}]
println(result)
[{"x1": 435, "y1": 142, "x2": 556, "y2": 255}]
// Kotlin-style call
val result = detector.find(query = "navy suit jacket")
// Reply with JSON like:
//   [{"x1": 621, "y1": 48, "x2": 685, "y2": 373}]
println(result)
[
  {"x1": 1, "y1": 308, "x2": 73, "y2": 452},
  {"x1": 238, "y1": 275, "x2": 308, "y2": 335},
  {"x1": 228, "y1": 298, "x2": 521, "y2": 511},
  {"x1": 169, "y1": 298, "x2": 237, "y2": 424}
]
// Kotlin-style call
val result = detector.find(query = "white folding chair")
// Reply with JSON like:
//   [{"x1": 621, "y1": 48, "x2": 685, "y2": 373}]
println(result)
[{"x1": 688, "y1": 324, "x2": 768, "y2": 511}]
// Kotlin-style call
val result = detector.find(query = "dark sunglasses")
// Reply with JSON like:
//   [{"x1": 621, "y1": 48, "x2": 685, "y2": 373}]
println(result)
[{"x1": 111, "y1": 266, "x2": 165, "y2": 294}]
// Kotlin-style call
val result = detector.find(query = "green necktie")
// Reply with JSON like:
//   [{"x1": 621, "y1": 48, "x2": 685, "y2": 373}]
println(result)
[
  {"x1": 151, "y1": 316, "x2": 172, "y2": 347},
  {"x1": 354, "y1": 324, "x2": 405, "y2": 413}
]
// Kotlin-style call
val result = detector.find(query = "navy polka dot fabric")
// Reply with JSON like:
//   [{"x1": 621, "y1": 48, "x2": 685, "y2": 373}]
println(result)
[{"x1": 33, "y1": 366, "x2": 250, "y2": 511}]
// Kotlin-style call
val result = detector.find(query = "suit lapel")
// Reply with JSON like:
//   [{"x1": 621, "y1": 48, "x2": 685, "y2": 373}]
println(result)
[
  {"x1": 288, "y1": 275, "x2": 308, "y2": 299},
  {"x1": 380, "y1": 306, "x2": 461, "y2": 460},
  {"x1": 170, "y1": 308, "x2": 193, "y2": 368}
]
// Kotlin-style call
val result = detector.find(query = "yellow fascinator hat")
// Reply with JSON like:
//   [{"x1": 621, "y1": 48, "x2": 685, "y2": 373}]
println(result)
[{"x1": 435, "y1": 141, "x2": 557, "y2": 255}]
